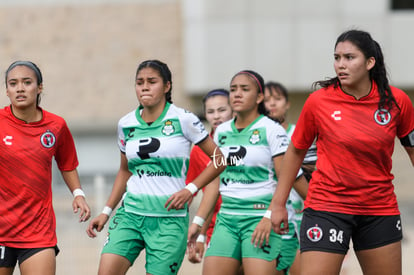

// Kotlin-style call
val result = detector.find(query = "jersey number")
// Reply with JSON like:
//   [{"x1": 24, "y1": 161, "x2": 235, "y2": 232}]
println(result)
[{"x1": 329, "y1": 229, "x2": 344, "y2": 244}]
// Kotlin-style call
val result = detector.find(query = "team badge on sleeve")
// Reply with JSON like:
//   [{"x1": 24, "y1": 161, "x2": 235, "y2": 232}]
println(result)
[
  {"x1": 193, "y1": 120, "x2": 206, "y2": 133},
  {"x1": 307, "y1": 224, "x2": 323, "y2": 242},
  {"x1": 374, "y1": 109, "x2": 391, "y2": 125},
  {"x1": 40, "y1": 130, "x2": 56, "y2": 148}
]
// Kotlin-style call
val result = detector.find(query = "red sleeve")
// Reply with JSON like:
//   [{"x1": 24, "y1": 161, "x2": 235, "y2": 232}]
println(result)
[
  {"x1": 54, "y1": 121, "x2": 79, "y2": 171},
  {"x1": 393, "y1": 87, "x2": 414, "y2": 138},
  {"x1": 292, "y1": 92, "x2": 318, "y2": 150},
  {"x1": 186, "y1": 145, "x2": 210, "y2": 184}
]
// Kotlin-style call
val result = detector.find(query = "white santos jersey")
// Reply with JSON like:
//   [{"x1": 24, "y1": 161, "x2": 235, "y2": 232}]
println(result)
[
  {"x1": 118, "y1": 103, "x2": 208, "y2": 217},
  {"x1": 214, "y1": 115, "x2": 289, "y2": 216},
  {"x1": 286, "y1": 123, "x2": 317, "y2": 164}
]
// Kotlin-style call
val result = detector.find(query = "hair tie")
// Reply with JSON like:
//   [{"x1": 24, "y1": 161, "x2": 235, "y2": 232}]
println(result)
[
  {"x1": 6, "y1": 61, "x2": 43, "y2": 85},
  {"x1": 237, "y1": 71, "x2": 263, "y2": 94},
  {"x1": 203, "y1": 89, "x2": 229, "y2": 102}
]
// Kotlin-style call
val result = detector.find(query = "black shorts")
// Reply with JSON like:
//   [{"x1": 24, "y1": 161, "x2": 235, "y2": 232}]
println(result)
[
  {"x1": 300, "y1": 208, "x2": 403, "y2": 254},
  {"x1": 0, "y1": 246, "x2": 59, "y2": 267}
]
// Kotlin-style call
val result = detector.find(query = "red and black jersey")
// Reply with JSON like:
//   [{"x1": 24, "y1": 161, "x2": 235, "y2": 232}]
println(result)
[
  {"x1": 292, "y1": 82, "x2": 414, "y2": 215},
  {"x1": 0, "y1": 105, "x2": 78, "y2": 248}
]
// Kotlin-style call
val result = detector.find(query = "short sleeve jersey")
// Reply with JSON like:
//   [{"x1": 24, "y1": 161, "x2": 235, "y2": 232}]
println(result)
[
  {"x1": 186, "y1": 141, "x2": 211, "y2": 185},
  {"x1": 292, "y1": 82, "x2": 414, "y2": 215},
  {"x1": 119, "y1": 103, "x2": 208, "y2": 217},
  {"x1": 287, "y1": 124, "x2": 317, "y2": 164},
  {"x1": 0, "y1": 106, "x2": 79, "y2": 248},
  {"x1": 214, "y1": 115, "x2": 289, "y2": 216}
]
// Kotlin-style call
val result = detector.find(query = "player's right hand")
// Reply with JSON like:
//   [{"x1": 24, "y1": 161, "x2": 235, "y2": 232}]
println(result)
[{"x1": 86, "y1": 214, "x2": 109, "y2": 238}]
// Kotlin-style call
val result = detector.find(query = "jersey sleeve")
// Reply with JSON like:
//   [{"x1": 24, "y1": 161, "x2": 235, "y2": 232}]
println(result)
[
  {"x1": 54, "y1": 121, "x2": 79, "y2": 171},
  {"x1": 186, "y1": 145, "x2": 210, "y2": 184},
  {"x1": 213, "y1": 123, "x2": 230, "y2": 160},
  {"x1": 117, "y1": 119, "x2": 126, "y2": 153},
  {"x1": 292, "y1": 93, "x2": 318, "y2": 150},
  {"x1": 180, "y1": 111, "x2": 209, "y2": 145},
  {"x1": 394, "y1": 88, "x2": 414, "y2": 139},
  {"x1": 267, "y1": 120, "x2": 289, "y2": 157}
]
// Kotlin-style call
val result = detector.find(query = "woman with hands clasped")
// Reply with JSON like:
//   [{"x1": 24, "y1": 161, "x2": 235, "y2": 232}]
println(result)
[
  {"x1": 271, "y1": 29, "x2": 414, "y2": 275},
  {"x1": 187, "y1": 70, "x2": 307, "y2": 275},
  {"x1": 86, "y1": 60, "x2": 225, "y2": 275}
]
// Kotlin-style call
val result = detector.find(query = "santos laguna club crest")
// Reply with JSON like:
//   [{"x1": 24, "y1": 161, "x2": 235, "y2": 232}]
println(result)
[
  {"x1": 40, "y1": 130, "x2": 56, "y2": 148},
  {"x1": 249, "y1": 130, "x2": 261, "y2": 144},
  {"x1": 162, "y1": 120, "x2": 175, "y2": 136},
  {"x1": 306, "y1": 224, "x2": 323, "y2": 242}
]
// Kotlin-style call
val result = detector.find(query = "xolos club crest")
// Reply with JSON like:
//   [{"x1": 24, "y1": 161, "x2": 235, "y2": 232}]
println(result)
[
  {"x1": 40, "y1": 130, "x2": 56, "y2": 148},
  {"x1": 306, "y1": 224, "x2": 323, "y2": 242},
  {"x1": 374, "y1": 108, "x2": 391, "y2": 126}
]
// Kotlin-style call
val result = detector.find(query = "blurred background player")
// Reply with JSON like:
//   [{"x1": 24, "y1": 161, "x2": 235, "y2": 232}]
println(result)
[{"x1": 187, "y1": 89, "x2": 233, "y2": 264}]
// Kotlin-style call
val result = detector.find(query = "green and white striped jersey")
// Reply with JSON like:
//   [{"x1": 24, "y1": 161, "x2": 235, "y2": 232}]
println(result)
[
  {"x1": 118, "y1": 103, "x2": 208, "y2": 217},
  {"x1": 214, "y1": 115, "x2": 289, "y2": 216}
]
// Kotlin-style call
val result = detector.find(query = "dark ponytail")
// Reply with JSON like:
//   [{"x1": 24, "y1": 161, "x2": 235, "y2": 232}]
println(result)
[{"x1": 313, "y1": 29, "x2": 398, "y2": 110}]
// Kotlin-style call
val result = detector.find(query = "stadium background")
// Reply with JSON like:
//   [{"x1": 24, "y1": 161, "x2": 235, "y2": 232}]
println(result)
[{"x1": 0, "y1": 0, "x2": 413, "y2": 273}]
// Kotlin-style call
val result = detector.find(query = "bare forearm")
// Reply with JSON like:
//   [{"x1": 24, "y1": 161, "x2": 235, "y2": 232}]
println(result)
[
  {"x1": 192, "y1": 163, "x2": 225, "y2": 191},
  {"x1": 61, "y1": 169, "x2": 82, "y2": 192},
  {"x1": 272, "y1": 144, "x2": 306, "y2": 207},
  {"x1": 193, "y1": 137, "x2": 227, "y2": 190},
  {"x1": 105, "y1": 169, "x2": 129, "y2": 209},
  {"x1": 195, "y1": 178, "x2": 220, "y2": 220},
  {"x1": 104, "y1": 153, "x2": 131, "y2": 209},
  {"x1": 199, "y1": 210, "x2": 214, "y2": 235},
  {"x1": 292, "y1": 175, "x2": 308, "y2": 200}
]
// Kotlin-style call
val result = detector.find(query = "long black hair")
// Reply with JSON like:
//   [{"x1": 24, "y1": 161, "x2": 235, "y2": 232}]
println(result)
[{"x1": 313, "y1": 29, "x2": 398, "y2": 110}]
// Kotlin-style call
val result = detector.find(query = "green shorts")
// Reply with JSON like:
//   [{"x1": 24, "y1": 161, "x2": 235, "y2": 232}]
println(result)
[
  {"x1": 205, "y1": 213, "x2": 281, "y2": 262},
  {"x1": 277, "y1": 221, "x2": 299, "y2": 272},
  {"x1": 102, "y1": 206, "x2": 188, "y2": 274}
]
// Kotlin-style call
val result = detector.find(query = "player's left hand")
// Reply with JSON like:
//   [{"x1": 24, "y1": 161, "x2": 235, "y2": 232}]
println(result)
[
  {"x1": 251, "y1": 217, "x2": 272, "y2": 248},
  {"x1": 188, "y1": 240, "x2": 205, "y2": 263},
  {"x1": 165, "y1": 188, "x2": 193, "y2": 211},
  {"x1": 72, "y1": 196, "x2": 91, "y2": 222}
]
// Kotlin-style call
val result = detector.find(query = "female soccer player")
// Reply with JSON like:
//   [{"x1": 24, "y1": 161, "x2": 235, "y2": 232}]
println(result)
[
  {"x1": 271, "y1": 29, "x2": 414, "y2": 275},
  {"x1": 187, "y1": 88, "x2": 233, "y2": 264},
  {"x1": 86, "y1": 59, "x2": 225, "y2": 275},
  {"x1": 188, "y1": 70, "x2": 307, "y2": 275},
  {"x1": 0, "y1": 61, "x2": 91, "y2": 275}
]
